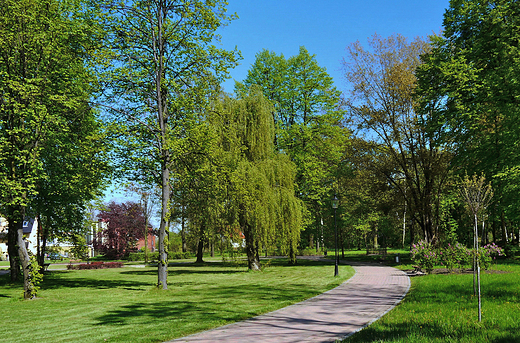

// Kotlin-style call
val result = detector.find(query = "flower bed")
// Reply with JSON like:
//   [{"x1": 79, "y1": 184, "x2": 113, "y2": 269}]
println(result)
[{"x1": 411, "y1": 240, "x2": 504, "y2": 273}]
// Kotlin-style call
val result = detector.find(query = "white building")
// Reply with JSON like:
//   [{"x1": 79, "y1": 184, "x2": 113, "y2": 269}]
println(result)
[{"x1": 0, "y1": 217, "x2": 39, "y2": 260}]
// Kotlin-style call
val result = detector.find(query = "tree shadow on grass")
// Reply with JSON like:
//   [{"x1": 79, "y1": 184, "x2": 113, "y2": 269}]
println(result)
[
  {"x1": 121, "y1": 268, "x2": 248, "y2": 277},
  {"x1": 343, "y1": 271, "x2": 520, "y2": 343},
  {"x1": 94, "y1": 283, "x2": 320, "y2": 327},
  {"x1": 41, "y1": 271, "x2": 152, "y2": 290}
]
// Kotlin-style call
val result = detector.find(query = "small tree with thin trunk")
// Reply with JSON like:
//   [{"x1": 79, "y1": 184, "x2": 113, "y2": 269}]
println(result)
[
  {"x1": 96, "y1": 201, "x2": 146, "y2": 259},
  {"x1": 459, "y1": 174, "x2": 493, "y2": 322}
]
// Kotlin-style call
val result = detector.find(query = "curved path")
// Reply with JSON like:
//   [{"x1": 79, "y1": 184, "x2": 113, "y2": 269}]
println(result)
[{"x1": 169, "y1": 262, "x2": 410, "y2": 343}]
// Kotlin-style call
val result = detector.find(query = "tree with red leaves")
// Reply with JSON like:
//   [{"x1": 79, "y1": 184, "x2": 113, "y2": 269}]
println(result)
[{"x1": 96, "y1": 201, "x2": 146, "y2": 259}]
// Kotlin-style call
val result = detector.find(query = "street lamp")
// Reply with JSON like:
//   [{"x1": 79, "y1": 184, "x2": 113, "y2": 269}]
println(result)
[{"x1": 332, "y1": 194, "x2": 339, "y2": 277}]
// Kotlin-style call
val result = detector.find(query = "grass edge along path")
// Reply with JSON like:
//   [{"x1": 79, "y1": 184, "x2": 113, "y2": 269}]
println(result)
[
  {"x1": 170, "y1": 262, "x2": 410, "y2": 343},
  {"x1": 342, "y1": 261, "x2": 520, "y2": 343},
  {"x1": 0, "y1": 258, "x2": 353, "y2": 343}
]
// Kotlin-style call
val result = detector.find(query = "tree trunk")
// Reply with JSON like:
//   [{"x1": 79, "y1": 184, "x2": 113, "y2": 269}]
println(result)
[
  {"x1": 181, "y1": 206, "x2": 187, "y2": 253},
  {"x1": 473, "y1": 214, "x2": 477, "y2": 296},
  {"x1": 144, "y1": 214, "x2": 148, "y2": 263},
  {"x1": 288, "y1": 241, "x2": 296, "y2": 265},
  {"x1": 157, "y1": 163, "x2": 169, "y2": 289},
  {"x1": 7, "y1": 220, "x2": 20, "y2": 283},
  {"x1": 8, "y1": 206, "x2": 36, "y2": 299},
  {"x1": 196, "y1": 237, "x2": 204, "y2": 263},
  {"x1": 155, "y1": 0, "x2": 169, "y2": 290},
  {"x1": 410, "y1": 217, "x2": 415, "y2": 250},
  {"x1": 256, "y1": 241, "x2": 261, "y2": 264},
  {"x1": 36, "y1": 214, "x2": 41, "y2": 266},
  {"x1": 475, "y1": 213, "x2": 481, "y2": 322},
  {"x1": 501, "y1": 211, "x2": 507, "y2": 245},
  {"x1": 402, "y1": 201, "x2": 407, "y2": 248},
  {"x1": 315, "y1": 204, "x2": 320, "y2": 252},
  {"x1": 17, "y1": 220, "x2": 35, "y2": 299},
  {"x1": 40, "y1": 229, "x2": 48, "y2": 269},
  {"x1": 37, "y1": 215, "x2": 48, "y2": 268},
  {"x1": 243, "y1": 225, "x2": 260, "y2": 271}
]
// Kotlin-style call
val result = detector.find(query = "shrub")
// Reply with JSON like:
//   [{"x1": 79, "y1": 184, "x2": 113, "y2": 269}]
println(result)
[
  {"x1": 168, "y1": 251, "x2": 192, "y2": 260},
  {"x1": 411, "y1": 240, "x2": 438, "y2": 273},
  {"x1": 67, "y1": 262, "x2": 123, "y2": 270},
  {"x1": 28, "y1": 254, "x2": 43, "y2": 298},
  {"x1": 504, "y1": 244, "x2": 519, "y2": 258},
  {"x1": 126, "y1": 251, "x2": 192, "y2": 261},
  {"x1": 411, "y1": 241, "x2": 505, "y2": 273},
  {"x1": 297, "y1": 248, "x2": 323, "y2": 256},
  {"x1": 478, "y1": 243, "x2": 505, "y2": 270},
  {"x1": 439, "y1": 243, "x2": 471, "y2": 272},
  {"x1": 126, "y1": 252, "x2": 158, "y2": 261},
  {"x1": 127, "y1": 252, "x2": 144, "y2": 261}
]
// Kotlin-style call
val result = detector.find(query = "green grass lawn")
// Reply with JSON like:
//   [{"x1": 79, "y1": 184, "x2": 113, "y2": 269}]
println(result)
[
  {"x1": 343, "y1": 260, "x2": 520, "y2": 343},
  {"x1": 0, "y1": 258, "x2": 353, "y2": 343}
]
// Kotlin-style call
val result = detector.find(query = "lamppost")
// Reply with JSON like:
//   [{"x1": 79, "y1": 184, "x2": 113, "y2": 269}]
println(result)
[{"x1": 332, "y1": 194, "x2": 339, "y2": 276}]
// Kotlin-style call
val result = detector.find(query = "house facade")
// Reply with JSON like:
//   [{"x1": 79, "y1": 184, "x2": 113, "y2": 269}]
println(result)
[
  {"x1": 0, "y1": 217, "x2": 39, "y2": 260},
  {"x1": 0, "y1": 217, "x2": 108, "y2": 260},
  {"x1": 136, "y1": 230, "x2": 156, "y2": 252}
]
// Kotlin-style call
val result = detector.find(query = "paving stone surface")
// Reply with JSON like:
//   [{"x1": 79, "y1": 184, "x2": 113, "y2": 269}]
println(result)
[{"x1": 168, "y1": 262, "x2": 410, "y2": 343}]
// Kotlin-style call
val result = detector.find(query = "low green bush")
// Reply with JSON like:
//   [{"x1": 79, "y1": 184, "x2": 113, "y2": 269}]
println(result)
[
  {"x1": 504, "y1": 244, "x2": 520, "y2": 258},
  {"x1": 439, "y1": 243, "x2": 471, "y2": 272},
  {"x1": 169, "y1": 251, "x2": 192, "y2": 260},
  {"x1": 411, "y1": 240, "x2": 438, "y2": 273},
  {"x1": 479, "y1": 242, "x2": 506, "y2": 269},
  {"x1": 127, "y1": 251, "x2": 191, "y2": 261},
  {"x1": 411, "y1": 240, "x2": 505, "y2": 273},
  {"x1": 297, "y1": 248, "x2": 323, "y2": 256},
  {"x1": 67, "y1": 261, "x2": 123, "y2": 270}
]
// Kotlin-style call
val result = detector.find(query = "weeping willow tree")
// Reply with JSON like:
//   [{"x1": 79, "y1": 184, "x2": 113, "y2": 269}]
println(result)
[{"x1": 212, "y1": 87, "x2": 303, "y2": 270}]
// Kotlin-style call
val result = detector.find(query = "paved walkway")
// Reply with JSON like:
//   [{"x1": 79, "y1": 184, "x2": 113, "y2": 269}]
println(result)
[{"x1": 169, "y1": 262, "x2": 410, "y2": 343}]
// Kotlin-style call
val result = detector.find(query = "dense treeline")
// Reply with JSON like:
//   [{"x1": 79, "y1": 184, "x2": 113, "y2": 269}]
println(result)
[{"x1": 2, "y1": 0, "x2": 520, "y2": 296}]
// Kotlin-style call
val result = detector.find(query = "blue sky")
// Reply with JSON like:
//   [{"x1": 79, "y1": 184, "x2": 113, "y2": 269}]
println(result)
[
  {"x1": 218, "y1": 0, "x2": 451, "y2": 93},
  {"x1": 105, "y1": 1, "x2": 452, "y2": 224}
]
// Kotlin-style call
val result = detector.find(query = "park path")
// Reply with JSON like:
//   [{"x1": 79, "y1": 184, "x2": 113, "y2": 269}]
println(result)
[{"x1": 168, "y1": 261, "x2": 410, "y2": 343}]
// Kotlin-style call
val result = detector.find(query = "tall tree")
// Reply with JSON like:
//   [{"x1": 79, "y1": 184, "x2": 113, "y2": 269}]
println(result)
[
  {"x1": 343, "y1": 34, "x2": 451, "y2": 244},
  {"x1": 34, "y1": 110, "x2": 109, "y2": 267},
  {"x1": 416, "y1": 0, "x2": 520, "y2": 243},
  {"x1": 0, "y1": 0, "x2": 99, "y2": 298},
  {"x1": 172, "y1": 119, "x2": 224, "y2": 263},
  {"x1": 212, "y1": 87, "x2": 303, "y2": 270},
  {"x1": 339, "y1": 138, "x2": 404, "y2": 251},
  {"x1": 238, "y1": 47, "x2": 349, "y2": 251},
  {"x1": 96, "y1": 201, "x2": 146, "y2": 259},
  {"x1": 97, "y1": 0, "x2": 239, "y2": 289}
]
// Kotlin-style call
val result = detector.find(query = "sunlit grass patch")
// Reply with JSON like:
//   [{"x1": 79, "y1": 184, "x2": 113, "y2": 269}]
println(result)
[
  {"x1": 343, "y1": 261, "x2": 520, "y2": 343},
  {"x1": 0, "y1": 258, "x2": 353, "y2": 343}
]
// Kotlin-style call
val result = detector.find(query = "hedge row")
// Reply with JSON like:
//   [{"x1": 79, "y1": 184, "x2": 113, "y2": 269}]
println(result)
[
  {"x1": 67, "y1": 262, "x2": 124, "y2": 270},
  {"x1": 127, "y1": 251, "x2": 192, "y2": 261},
  {"x1": 297, "y1": 248, "x2": 324, "y2": 256},
  {"x1": 411, "y1": 241, "x2": 504, "y2": 273}
]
